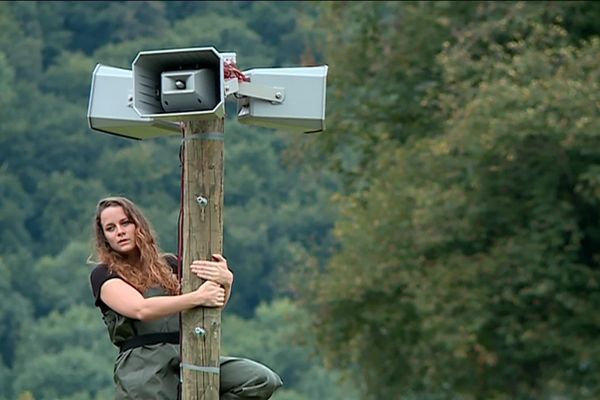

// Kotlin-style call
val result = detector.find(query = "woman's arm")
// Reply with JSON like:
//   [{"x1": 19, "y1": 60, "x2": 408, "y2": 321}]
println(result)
[{"x1": 100, "y1": 278, "x2": 225, "y2": 321}]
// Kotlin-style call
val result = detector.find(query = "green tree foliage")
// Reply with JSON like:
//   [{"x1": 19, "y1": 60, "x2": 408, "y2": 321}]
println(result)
[
  {"x1": 0, "y1": 2, "x2": 340, "y2": 399},
  {"x1": 0, "y1": 52, "x2": 14, "y2": 112},
  {"x1": 224, "y1": 122, "x2": 338, "y2": 315},
  {"x1": 30, "y1": 241, "x2": 95, "y2": 316},
  {"x1": 17, "y1": 1, "x2": 169, "y2": 61},
  {"x1": 0, "y1": 2, "x2": 44, "y2": 83},
  {"x1": 30, "y1": 171, "x2": 106, "y2": 255},
  {"x1": 0, "y1": 168, "x2": 32, "y2": 254},
  {"x1": 165, "y1": 13, "x2": 274, "y2": 69},
  {"x1": 298, "y1": 2, "x2": 600, "y2": 399},
  {"x1": 0, "y1": 361, "x2": 10, "y2": 400},
  {"x1": 243, "y1": 1, "x2": 324, "y2": 67},
  {"x1": 297, "y1": 1, "x2": 472, "y2": 189},
  {"x1": 222, "y1": 299, "x2": 359, "y2": 399},
  {"x1": 0, "y1": 258, "x2": 33, "y2": 399},
  {"x1": 13, "y1": 349, "x2": 111, "y2": 400},
  {"x1": 94, "y1": 139, "x2": 181, "y2": 203},
  {"x1": 41, "y1": 51, "x2": 96, "y2": 103},
  {"x1": 13, "y1": 305, "x2": 114, "y2": 399}
]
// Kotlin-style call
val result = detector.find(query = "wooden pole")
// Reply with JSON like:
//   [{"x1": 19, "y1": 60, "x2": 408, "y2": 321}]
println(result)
[{"x1": 180, "y1": 117, "x2": 224, "y2": 400}]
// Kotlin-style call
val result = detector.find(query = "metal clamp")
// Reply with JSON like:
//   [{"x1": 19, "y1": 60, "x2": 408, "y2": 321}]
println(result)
[
  {"x1": 181, "y1": 131, "x2": 224, "y2": 142},
  {"x1": 181, "y1": 363, "x2": 220, "y2": 375},
  {"x1": 224, "y1": 78, "x2": 285, "y2": 104}
]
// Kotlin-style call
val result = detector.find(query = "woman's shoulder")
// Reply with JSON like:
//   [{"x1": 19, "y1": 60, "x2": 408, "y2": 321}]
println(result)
[
  {"x1": 90, "y1": 263, "x2": 119, "y2": 288},
  {"x1": 90, "y1": 263, "x2": 121, "y2": 308},
  {"x1": 90, "y1": 263, "x2": 110, "y2": 279}
]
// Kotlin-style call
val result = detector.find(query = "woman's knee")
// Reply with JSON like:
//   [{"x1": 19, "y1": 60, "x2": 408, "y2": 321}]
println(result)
[
  {"x1": 220, "y1": 356, "x2": 283, "y2": 398},
  {"x1": 261, "y1": 367, "x2": 283, "y2": 395}
]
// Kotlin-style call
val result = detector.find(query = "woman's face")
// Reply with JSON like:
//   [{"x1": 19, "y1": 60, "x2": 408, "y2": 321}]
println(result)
[{"x1": 100, "y1": 205, "x2": 138, "y2": 256}]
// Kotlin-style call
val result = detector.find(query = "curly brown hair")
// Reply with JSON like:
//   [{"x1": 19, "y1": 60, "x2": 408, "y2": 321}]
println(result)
[{"x1": 93, "y1": 196, "x2": 179, "y2": 295}]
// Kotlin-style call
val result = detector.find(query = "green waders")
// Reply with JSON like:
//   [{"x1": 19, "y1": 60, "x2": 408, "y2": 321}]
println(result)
[{"x1": 102, "y1": 287, "x2": 282, "y2": 400}]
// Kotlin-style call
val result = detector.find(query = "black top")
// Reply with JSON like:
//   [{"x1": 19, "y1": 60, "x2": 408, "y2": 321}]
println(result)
[{"x1": 90, "y1": 254, "x2": 179, "y2": 313}]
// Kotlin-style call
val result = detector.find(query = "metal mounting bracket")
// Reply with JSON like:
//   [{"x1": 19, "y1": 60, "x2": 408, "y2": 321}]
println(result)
[{"x1": 224, "y1": 78, "x2": 285, "y2": 104}]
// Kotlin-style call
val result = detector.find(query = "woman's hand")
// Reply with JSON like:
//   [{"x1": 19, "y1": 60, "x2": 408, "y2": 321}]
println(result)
[
  {"x1": 190, "y1": 254, "x2": 233, "y2": 289},
  {"x1": 194, "y1": 281, "x2": 225, "y2": 307}
]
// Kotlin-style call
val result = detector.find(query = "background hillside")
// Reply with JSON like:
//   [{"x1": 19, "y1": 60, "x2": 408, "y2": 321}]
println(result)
[{"x1": 0, "y1": 2, "x2": 599, "y2": 400}]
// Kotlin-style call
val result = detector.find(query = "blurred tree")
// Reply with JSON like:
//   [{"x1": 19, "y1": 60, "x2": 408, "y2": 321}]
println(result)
[
  {"x1": 93, "y1": 139, "x2": 181, "y2": 204},
  {"x1": 297, "y1": 1, "x2": 600, "y2": 193},
  {"x1": 0, "y1": 85, "x2": 98, "y2": 193},
  {"x1": 28, "y1": 171, "x2": 106, "y2": 256},
  {"x1": 0, "y1": 168, "x2": 32, "y2": 254},
  {"x1": 0, "y1": 52, "x2": 14, "y2": 113},
  {"x1": 223, "y1": 122, "x2": 337, "y2": 316},
  {"x1": 13, "y1": 305, "x2": 114, "y2": 400},
  {"x1": 222, "y1": 298, "x2": 359, "y2": 400},
  {"x1": 58, "y1": 1, "x2": 169, "y2": 56},
  {"x1": 0, "y1": 2, "x2": 44, "y2": 82},
  {"x1": 0, "y1": 360, "x2": 10, "y2": 400},
  {"x1": 16, "y1": 1, "x2": 71, "y2": 69},
  {"x1": 297, "y1": 4, "x2": 600, "y2": 398},
  {"x1": 30, "y1": 241, "x2": 95, "y2": 316},
  {"x1": 165, "y1": 12, "x2": 274, "y2": 69},
  {"x1": 41, "y1": 51, "x2": 96, "y2": 103},
  {"x1": 244, "y1": 1, "x2": 324, "y2": 66},
  {"x1": 13, "y1": 348, "x2": 112, "y2": 400},
  {"x1": 0, "y1": 257, "x2": 34, "y2": 399},
  {"x1": 291, "y1": 1, "x2": 473, "y2": 190}
]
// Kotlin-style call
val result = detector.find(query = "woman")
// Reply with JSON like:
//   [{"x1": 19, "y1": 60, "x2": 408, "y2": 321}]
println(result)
[{"x1": 90, "y1": 196, "x2": 282, "y2": 399}]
